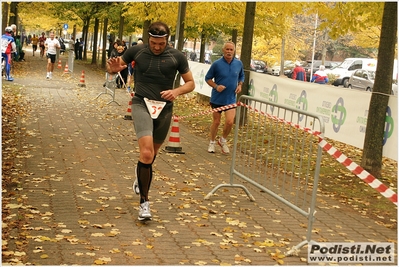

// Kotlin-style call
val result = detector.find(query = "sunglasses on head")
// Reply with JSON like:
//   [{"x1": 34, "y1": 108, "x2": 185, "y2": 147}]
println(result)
[{"x1": 148, "y1": 29, "x2": 168, "y2": 38}]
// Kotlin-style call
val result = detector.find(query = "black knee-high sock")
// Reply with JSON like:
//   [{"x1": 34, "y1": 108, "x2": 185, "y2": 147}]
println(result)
[{"x1": 137, "y1": 161, "x2": 152, "y2": 204}]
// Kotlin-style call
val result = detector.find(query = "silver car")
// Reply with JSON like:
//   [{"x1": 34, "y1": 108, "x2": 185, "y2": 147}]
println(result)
[
  {"x1": 348, "y1": 69, "x2": 397, "y2": 95},
  {"x1": 348, "y1": 69, "x2": 375, "y2": 91}
]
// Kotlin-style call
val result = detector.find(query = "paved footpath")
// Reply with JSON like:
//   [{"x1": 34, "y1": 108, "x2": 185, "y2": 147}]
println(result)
[{"x1": 2, "y1": 48, "x2": 397, "y2": 266}]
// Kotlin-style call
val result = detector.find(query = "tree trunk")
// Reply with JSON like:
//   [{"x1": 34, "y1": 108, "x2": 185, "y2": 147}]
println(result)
[
  {"x1": 280, "y1": 37, "x2": 285, "y2": 76},
  {"x1": 91, "y1": 18, "x2": 99, "y2": 65},
  {"x1": 118, "y1": 15, "x2": 124, "y2": 41},
  {"x1": 9, "y1": 2, "x2": 17, "y2": 26},
  {"x1": 199, "y1": 33, "x2": 206, "y2": 63},
  {"x1": 83, "y1": 18, "x2": 90, "y2": 61},
  {"x1": 142, "y1": 20, "x2": 151, "y2": 44},
  {"x1": 2, "y1": 2, "x2": 9, "y2": 31},
  {"x1": 361, "y1": 2, "x2": 397, "y2": 177},
  {"x1": 239, "y1": 2, "x2": 255, "y2": 97},
  {"x1": 238, "y1": 2, "x2": 256, "y2": 126},
  {"x1": 174, "y1": 2, "x2": 187, "y2": 88},
  {"x1": 101, "y1": 18, "x2": 108, "y2": 69},
  {"x1": 231, "y1": 28, "x2": 238, "y2": 50}
]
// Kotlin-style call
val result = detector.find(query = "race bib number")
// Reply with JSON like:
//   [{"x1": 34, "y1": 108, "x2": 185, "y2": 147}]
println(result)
[{"x1": 144, "y1": 98, "x2": 166, "y2": 119}]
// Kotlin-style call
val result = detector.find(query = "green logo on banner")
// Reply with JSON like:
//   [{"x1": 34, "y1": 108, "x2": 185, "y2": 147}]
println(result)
[
  {"x1": 269, "y1": 84, "x2": 278, "y2": 103},
  {"x1": 331, "y1": 97, "x2": 347, "y2": 132},
  {"x1": 384, "y1": 106, "x2": 394, "y2": 145},
  {"x1": 248, "y1": 79, "x2": 255, "y2": 96}
]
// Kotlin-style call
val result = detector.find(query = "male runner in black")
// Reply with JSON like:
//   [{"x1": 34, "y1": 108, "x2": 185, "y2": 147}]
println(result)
[{"x1": 107, "y1": 21, "x2": 195, "y2": 221}]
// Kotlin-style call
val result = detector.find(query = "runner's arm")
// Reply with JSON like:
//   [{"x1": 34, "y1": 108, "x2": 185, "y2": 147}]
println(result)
[{"x1": 160, "y1": 71, "x2": 195, "y2": 101}]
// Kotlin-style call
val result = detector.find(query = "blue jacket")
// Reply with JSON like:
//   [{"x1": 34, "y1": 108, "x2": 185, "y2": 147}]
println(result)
[{"x1": 205, "y1": 57, "x2": 244, "y2": 105}]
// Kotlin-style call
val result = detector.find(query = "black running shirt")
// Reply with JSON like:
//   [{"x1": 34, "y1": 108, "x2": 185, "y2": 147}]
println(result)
[{"x1": 122, "y1": 44, "x2": 190, "y2": 102}]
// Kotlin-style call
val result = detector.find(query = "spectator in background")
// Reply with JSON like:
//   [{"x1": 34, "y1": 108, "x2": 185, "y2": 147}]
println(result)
[
  {"x1": 27, "y1": 34, "x2": 31, "y2": 45},
  {"x1": 109, "y1": 40, "x2": 120, "y2": 59},
  {"x1": 115, "y1": 44, "x2": 128, "y2": 88},
  {"x1": 189, "y1": 51, "x2": 197, "y2": 61},
  {"x1": 2, "y1": 26, "x2": 17, "y2": 81},
  {"x1": 107, "y1": 39, "x2": 114, "y2": 59},
  {"x1": 10, "y1": 24, "x2": 16, "y2": 38},
  {"x1": 204, "y1": 52, "x2": 211, "y2": 64},
  {"x1": 311, "y1": 65, "x2": 329, "y2": 84},
  {"x1": 14, "y1": 35, "x2": 21, "y2": 61},
  {"x1": 78, "y1": 38, "x2": 83, "y2": 60},
  {"x1": 291, "y1": 61, "x2": 306, "y2": 81},
  {"x1": 74, "y1": 38, "x2": 80, "y2": 60},
  {"x1": 31, "y1": 34, "x2": 38, "y2": 56}
]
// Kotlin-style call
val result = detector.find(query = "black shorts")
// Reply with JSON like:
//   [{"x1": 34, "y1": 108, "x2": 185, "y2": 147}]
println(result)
[
  {"x1": 47, "y1": 53, "x2": 56, "y2": 63},
  {"x1": 210, "y1": 103, "x2": 237, "y2": 113}
]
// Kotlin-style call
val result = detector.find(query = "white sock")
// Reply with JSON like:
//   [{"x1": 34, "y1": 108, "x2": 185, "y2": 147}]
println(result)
[{"x1": 220, "y1": 137, "x2": 226, "y2": 143}]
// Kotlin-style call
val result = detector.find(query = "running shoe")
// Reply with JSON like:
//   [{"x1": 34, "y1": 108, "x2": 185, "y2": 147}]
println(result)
[
  {"x1": 218, "y1": 138, "x2": 230, "y2": 154},
  {"x1": 138, "y1": 201, "x2": 152, "y2": 221},
  {"x1": 208, "y1": 141, "x2": 216, "y2": 153}
]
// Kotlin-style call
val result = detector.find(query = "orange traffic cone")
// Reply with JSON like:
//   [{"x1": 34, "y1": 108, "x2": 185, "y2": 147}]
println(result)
[
  {"x1": 62, "y1": 63, "x2": 70, "y2": 76},
  {"x1": 164, "y1": 118, "x2": 184, "y2": 154},
  {"x1": 123, "y1": 92, "x2": 135, "y2": 120},
  {"x1": 57, "y1": 59, "x2": 62, "y2": 69},
  {"x1": 78, "y1": 70, "x2": 86, "y2": 87}
]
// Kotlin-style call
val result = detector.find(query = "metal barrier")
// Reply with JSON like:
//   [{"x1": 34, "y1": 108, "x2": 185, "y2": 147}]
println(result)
[
  {"x1": 68, "y1": 50, "x2": 74, "y2": 73},
  {"x1": 205, "y1": 95, "x2": 325, "y2": 255},
  {"x1": 95, "y1": 73, "x2": 120, "y2": 105}
]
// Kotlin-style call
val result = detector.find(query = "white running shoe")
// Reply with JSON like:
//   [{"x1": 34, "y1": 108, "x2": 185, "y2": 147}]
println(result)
[
  {"x1": 218, "y1": 138, "x2": 230, "y2": 154},
  {"x1": 208, "y1": 141, "x2": 216, "y2": 153},
  {"x1": 138, "y1": 201, "x2": 152, "y2": 221}
]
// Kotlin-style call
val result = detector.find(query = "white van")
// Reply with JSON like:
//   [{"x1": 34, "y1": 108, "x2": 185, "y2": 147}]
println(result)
[{"x1": 329, "y1": 58, "x2": 377, "y2": 87}]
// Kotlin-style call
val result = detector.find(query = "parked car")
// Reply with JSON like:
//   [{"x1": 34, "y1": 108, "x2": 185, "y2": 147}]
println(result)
[
  {"x1": 348, "y1": 69, "x2": 397, "y2": 95},
  {"x1": 348, "y1": 69, "x2": 375, "y2": 91},
  {"x1": 329, "y1": 58, "x2": 377, "y2": 87},
  {"x1": 266, "y1": 63, "x2": 280, "y2": 75},
  {"x1": 250, "y1": 59, "x2": 267, "y2": 73},
  {"x1": 266, "y1": 60, "x2": 294, "y2": 76}
]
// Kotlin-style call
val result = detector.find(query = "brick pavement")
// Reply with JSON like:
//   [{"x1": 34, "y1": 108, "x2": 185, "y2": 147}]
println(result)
[{"x1": 2, "y1": 48, "x2": 397, "y2": 265}]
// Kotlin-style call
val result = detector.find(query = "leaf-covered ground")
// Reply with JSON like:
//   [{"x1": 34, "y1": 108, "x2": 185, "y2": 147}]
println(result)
[{"x1": 173, "y1": 96, "x2": 398, "y2": 229}]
